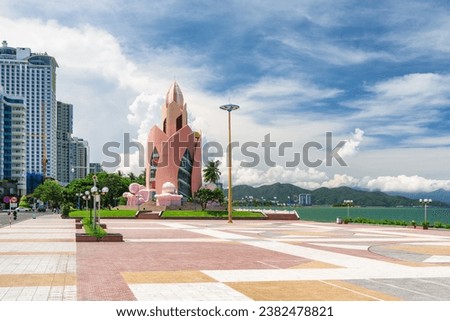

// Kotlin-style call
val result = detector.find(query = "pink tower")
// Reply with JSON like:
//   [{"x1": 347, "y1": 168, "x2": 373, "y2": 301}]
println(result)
[{"x1": 145, "y1": 82, "x2": 202, "y2": 203}]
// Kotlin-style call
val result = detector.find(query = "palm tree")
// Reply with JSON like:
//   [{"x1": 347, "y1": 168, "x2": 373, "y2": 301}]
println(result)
[{"x1": 203, "y1": 160, "x2": 221, "y2": 184}]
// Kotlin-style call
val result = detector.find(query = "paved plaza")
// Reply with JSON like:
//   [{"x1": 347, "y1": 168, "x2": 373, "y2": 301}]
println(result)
[{"x1": 1, "y1": 214, "x2": 450, "y2": 301}]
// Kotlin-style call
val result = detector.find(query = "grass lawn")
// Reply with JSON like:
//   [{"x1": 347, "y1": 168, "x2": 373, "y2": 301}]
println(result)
[
  {"x1": 69, "y1": 209, "x2": 137, "y2": 218},
  {"x1": 162, "y1": 210, "x2": 264, "y2": 218}
]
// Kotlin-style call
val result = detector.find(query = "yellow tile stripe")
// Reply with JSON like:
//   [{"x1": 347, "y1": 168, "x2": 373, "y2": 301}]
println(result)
[
  {"x1": 289, "y1": 260, "x2": 343, "y2": 269},
  {"x1": 226, "y1": 280, "x2": 399, "y2": 301},
  {"x1": 0, "y1": 274, "x2": 76, "y2": 287},
  {"x1": 122, "y1": 271, "x2": 217, "y2": 284}
]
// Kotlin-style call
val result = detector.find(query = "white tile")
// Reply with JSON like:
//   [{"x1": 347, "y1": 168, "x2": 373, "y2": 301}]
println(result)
[
  {"x1": 424, "y1": 255, "x2": 450, "y2": 263},
  {"x1": 129, "y1": 283, "x2": 252, "y2": 301}
]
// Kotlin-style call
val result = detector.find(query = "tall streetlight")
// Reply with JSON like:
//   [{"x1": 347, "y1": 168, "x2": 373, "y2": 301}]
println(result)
[
  {"x1": 82, "y1": 191, "x2": 91, "y2": 223},
  {"x1": 419, "y1": 198, "x2": 432, "y2": 225},
  {"x1": 82, "y1": 191, "x2": 90, "y2": 211},
  {"x1": 343, "y1": 200, "x2": 353, "y2": 218},
  {"x1": 220, "y1": 103, "x2": 240, "y2": 223},
  {"x1": 90, "y1": 175, "x2": 108, "y2": 229}
]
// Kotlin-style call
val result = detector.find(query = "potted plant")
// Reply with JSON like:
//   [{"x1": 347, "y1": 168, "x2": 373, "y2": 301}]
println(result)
[
  {"x1": 422, "y1": 221, "x2": 429, "y2": 230},
  {"x1": 411, "y1": 220, "x2": 416, "y2": 229}
]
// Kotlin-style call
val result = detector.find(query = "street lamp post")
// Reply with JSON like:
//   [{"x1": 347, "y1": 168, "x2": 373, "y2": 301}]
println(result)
[
  {"x1": 90, "y1": 175, "x2": 100, "y2": 229},
  {"x1": 75, "y1": 193, "x2": 82, "y2": 210},
  {"x1": 90, "y1": 182, "x2": 109, "y2": 229},
  {"x1": 82, "y1": 191, "x2": 91, "y2": 223},
  {"x1": 343, "y1": 200, "x2": 353, "y2": 218},
  {"x1": 82, "y1": 191, "x2": 90, "y2": 211},
  {"x1": 419, "y1": 198, "x2": 432, "y2": 225},
  {"x1": 136, "y1": 194, "x2": 143, "y2": 211},
  {"x1": 220, "y1": 103, "x2": 240, "y2": 223},
  {"x1": 99, "y1": 187, "x2": 109, "y2": 226}
]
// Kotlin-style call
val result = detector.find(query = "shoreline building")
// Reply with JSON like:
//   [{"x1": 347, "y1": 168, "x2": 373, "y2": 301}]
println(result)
[
  {"x1": 69, "y1": 137, "x2": 89, "y2": 181},
  {"x1": 89, "y1": 162, "x2": 103, "y2": 174},
  {"x1": 0, "y1": 40, "x2": 59, "y2": 184},
  {"x1": 57, "y1": 101, "x2": 91, "y2": 185},
  {"x1": 299, "y1": 193, "x2": 312, "y2": 206},
  {"x1": 145, "y1": 82, "x2": 202, "y2": 199},
  {"x1": 56, "y1": 101, "x2": 73, "y2": 185},
  {"x1": 0, "y1": 91, "x2": 26, "y2": 195}
]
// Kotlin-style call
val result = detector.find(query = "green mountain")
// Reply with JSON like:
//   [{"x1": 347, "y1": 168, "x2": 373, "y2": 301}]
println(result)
[{"x1": 229, "y1": 183, "x2": 449, "y2": 207}]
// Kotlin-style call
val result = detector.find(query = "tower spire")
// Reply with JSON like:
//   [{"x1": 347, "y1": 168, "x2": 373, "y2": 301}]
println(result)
[{"x1": 165, "y1": 81, "x2": 184, "y2": 108}]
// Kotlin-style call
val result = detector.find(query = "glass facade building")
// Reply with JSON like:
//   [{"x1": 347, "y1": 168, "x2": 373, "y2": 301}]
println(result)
[
  {"x1": 56, "y1": 101, "x2": 73, "y2": 185},
  {"x1": 0, "y1": 92, "x2": 26, "y2": 195},
  {"x1": 0, "y1": 41, "x2": 58, "y2": 180}
]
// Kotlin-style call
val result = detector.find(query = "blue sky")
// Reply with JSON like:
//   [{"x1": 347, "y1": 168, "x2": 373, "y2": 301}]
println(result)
[{"x1": 1, "y1": 0, "x2": 450, "y2": 192}]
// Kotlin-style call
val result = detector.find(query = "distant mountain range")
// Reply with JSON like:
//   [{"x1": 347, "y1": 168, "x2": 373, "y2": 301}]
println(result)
[
  {"x1": 228, "y1": 183, "x2": 450, "y2": 207},
  {"x1": 386, "y1": 189, "x2": 450, "y2": 205}
]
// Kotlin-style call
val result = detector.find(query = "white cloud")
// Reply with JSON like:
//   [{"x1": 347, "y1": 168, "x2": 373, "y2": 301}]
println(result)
[
  {"x1": 231, "y1": 163, "x2": 328, "y2": 189},
  {"x1": 228, "y1": 166, "x2": 450, "y2": 193},
  {"x1": 127, "y1": 92, "x2": 163, "y2": 144},
  {"x1": 394, "y1": 15, "x2": 450, "y2": 55},
  {"x1": 365, "y1": 175, "x2": 450, "y2": 193},
  {"x1": 272, "y1": 34, "x2": 392, "y2": 65},
  {"x1": 321, "y1": 174, "x2": 360, "y2": 188},
  {"x1": 351, "y1": 73, "x2": 450, "y2": 120},
  {"x1": 339, "y1": 128, "x2": 364, "y2": 158},
  {"x1": 405, "y1": 135, "x2": 450, "y2": 147},
  {"x1": 235, "y1": 76, "x2": 342, "y2": 102}
]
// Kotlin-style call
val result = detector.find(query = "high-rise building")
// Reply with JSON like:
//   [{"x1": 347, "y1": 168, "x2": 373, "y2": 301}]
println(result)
[
  {"x1": 69, "y1": 137, "x2": 89, "y2": 181},
  {"x1": 56, "y1": 101, "x2": 73, "y2": 185},
  {"x1": 299, "y1": 193, "x2": 312, "y2": 206},
  {"x1": 0, "y1": 91, "x2": 26, "y2": 195},
  {"x1": 0, "y1": 40, "x2": 58, "y2": 180},
  {"x1": 89, "y1": 162, "x2": 103, "y2": 174}
]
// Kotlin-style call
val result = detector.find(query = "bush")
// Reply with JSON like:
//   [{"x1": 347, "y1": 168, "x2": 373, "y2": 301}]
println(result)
[
  {"x1": 82, "y1": 217, "x2": 107, "y2": 238},
  {"x1": 349, "y1": 217, "x2": 409, "y2": 227},
  {"x1": 433, "y1": 221, "x2": 444, "y2": 228},
  {"x1": 61, "y1": 203, "x2": 71, "y2": 217},
  {"x1": 19, "y1": 195, "x2": 31, "y2": 208}
]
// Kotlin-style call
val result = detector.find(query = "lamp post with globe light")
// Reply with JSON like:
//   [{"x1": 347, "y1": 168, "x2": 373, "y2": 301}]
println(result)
[
  {"x1": 90, "y1": 175, "x2": 108, "y2": 230},
  {"x1": 82, "y1": 191, "x2": 91, "y2": 222},
  {"x1": 419, "y1": 198, "x2": 432, "y2": 226},
  {"x1": 75, "y1": 192, "x2": 83, "y2": 210},
  {"x1": 219, "y1": 103, "x2": 240, "y2": 223},
  {"x1": 343, "y1": 200, "x2": 353, "y2": 218}
]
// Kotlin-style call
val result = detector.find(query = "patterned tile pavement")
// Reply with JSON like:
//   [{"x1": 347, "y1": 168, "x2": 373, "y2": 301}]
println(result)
[
  {"x1": 2, "y1": 214, "x2": 450, "y2": 301},
  {"x1": 0, "y1": 214, "x2": 76, "y2": 301}
]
